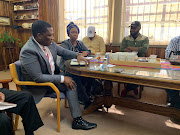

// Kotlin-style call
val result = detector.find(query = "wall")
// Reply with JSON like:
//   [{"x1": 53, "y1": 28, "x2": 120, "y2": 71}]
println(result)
[{"x1": 0, "y1": 0, "x2": 59, "y2": 71}]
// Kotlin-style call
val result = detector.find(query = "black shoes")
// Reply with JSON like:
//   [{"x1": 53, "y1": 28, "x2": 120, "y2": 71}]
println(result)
[{"x1": 72, "y1": 117, "x2": 97, "y2": 130}]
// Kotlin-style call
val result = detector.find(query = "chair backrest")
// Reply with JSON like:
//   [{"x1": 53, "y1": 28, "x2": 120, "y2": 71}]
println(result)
[
  {"x1": 14, "y1": 60, "x2": 23, "y2": 81},
  {"x1": 10, "y1": 60, "x2": 66, "y2": 99}
]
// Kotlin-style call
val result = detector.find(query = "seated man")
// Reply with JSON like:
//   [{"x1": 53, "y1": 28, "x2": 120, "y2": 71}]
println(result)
[
  {"x1": 165, "y1": 35, "x2": 180, "y2": 109},
  {"x1": 0, "y1": 88, "x2": 43, "y2": 135},
  {"x1": 19, "y1": 20, "x2": 97, "y2": 130},
  {"x1": 120, "y1": 21, "x2": 149, "y2": 97},
  {"x1": 82, "y1": 26, "x2": 105, "y2": 55}
]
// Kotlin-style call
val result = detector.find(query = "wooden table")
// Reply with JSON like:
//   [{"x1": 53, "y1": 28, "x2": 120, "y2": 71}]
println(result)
[{"x1": 65, "y1": 60, "x2": 180, "y2": 118}]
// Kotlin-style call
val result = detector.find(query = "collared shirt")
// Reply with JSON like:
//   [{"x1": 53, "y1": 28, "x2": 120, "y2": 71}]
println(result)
[
  {"x1": 32, "y1": 36, "x2": 64, "y2": 83},
  {"x1": 82, "y1": 34, "x2": 105, "y2": 55},
  {"x1": 120, "y1": 34, "x2": 149, "y2": 57},
  {"x1": 165, "y1": 36, "x2": 180, "y2": 59}
]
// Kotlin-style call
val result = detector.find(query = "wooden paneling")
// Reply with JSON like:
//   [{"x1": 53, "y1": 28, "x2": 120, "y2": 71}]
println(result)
[
  {"x1": 0, "y1": 1, "x2": 17, "y2": 71},
  {"x1": 0, "y1": 0, "x2": 59, "y2": 71},
  {"x1": 39, "y1": 0, "x2": 59, "y2": 43},
  {"x1": 106, "y1": 45, "x2": 166, "y2": 59}
]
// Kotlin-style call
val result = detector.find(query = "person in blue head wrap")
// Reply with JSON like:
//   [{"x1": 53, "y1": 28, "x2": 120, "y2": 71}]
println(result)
[
  {"x1": 63, "y1": 22, "x2": 91, "y2": 56},
  {"x1": 67, "y1": 22, "x2": 80, "y2": 36},
  {"x1": 58, "y1": 22, "x2": 94, "y2": 110}
]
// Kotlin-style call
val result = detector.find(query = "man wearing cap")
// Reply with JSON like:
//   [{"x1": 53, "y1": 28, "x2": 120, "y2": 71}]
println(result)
[
  {"x1": 120, "y1": 21, "x2": 149, "y2": 97},
  {"x1": 82, "y1": 26, "x2": 105, "y2": 55},
  {"x1": 120, "y1": 21, "x2": 149, "y2": 57}
]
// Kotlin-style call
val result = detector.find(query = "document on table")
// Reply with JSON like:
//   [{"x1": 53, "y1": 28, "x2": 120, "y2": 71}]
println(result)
[{"x1": 0, "y1": 102, "x2": 17, "y2": 110}]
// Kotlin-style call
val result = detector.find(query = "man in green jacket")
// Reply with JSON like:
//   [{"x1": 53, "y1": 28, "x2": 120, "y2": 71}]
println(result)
[
  {"x1": 120, "y1": 21, "x2": 149, "y2": 97},
  {"x1": 120, "y1": 21, "x2": 149, "y2": 57}
]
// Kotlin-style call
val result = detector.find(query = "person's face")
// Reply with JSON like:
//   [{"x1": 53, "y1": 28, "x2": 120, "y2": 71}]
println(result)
[
  {"x1": 69, "y1": 27, "x2": 78, "y2": 40},
  {"x1": 130, "y1": 26, "x2": 140, "y2": 37},
  {"x1": 37, "y1": 27, "x2": 54, "y2": 46}
]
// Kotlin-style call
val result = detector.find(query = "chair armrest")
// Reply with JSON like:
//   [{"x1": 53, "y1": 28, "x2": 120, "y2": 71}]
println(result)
[
  {"x1": 13, "y1": 79, "x2": 60, "y2": 95},
  {"x1": 0, "y1": 79, "x2": 12, "y2": 83}
]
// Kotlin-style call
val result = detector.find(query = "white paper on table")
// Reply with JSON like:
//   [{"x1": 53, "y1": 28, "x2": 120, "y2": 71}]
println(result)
[
  {"x1": 0, "y1": 102, "x2": 17, "y2": 110},
  {"x1": 70, "y1": 59, "x2": 87, "y2": 65},
  {"x1": 107, "y1": 64, "x2": 116, "y2": 68},
  {"x1": 85, "y1": 57, "x2": 93, "y2": 60}
]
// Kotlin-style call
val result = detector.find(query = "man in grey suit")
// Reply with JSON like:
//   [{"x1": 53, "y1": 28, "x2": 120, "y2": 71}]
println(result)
[{"x1": 19, "y1": 20, "x2": 97, "y2": 130}]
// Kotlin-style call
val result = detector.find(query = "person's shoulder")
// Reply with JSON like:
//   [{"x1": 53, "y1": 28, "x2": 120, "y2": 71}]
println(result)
[
  {"x1": 124, "y1": 35, "x2": 131, "y2": 40},
  {"x1": 62, "y1": 39, "x2": 69, "y2": 44},
  {"x1": 139, "y1": 34, "x2": 149, "y2": 40},
  {"x1": 171, "y1": 36, "x2": 180, "y2": 42},
  {"x1": 62, "y1": 39, "x2": 70, "y2": 46},
  {"x1": 96, "y1": 35, "x2": 104, "y2": 40},
  {"x1": 82, "y1": 36, "x2": 88, "y2": 40}
]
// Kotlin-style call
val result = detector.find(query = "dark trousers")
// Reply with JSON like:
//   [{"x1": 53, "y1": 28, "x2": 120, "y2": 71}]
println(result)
[
  {"x1": 65, "y1": 73, "x2": 90, "y2": 103},
  {"x1": 126, "y1": 84, "x2": 139, "y2": 91},
  {"x1": 0, "y1": 88, "x2": 44, "y2": 135},
  {"x1": 166, "y1": 89, "x2": 180, "y2": 109}
]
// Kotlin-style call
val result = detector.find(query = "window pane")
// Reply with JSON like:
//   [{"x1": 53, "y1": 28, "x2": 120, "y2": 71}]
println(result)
[
  {"x1": 125, "y1": 0, "x2": 180, "y2": 45},
  {"x1": 64, "y1": 0, "x2": 108, "y2": 42}
]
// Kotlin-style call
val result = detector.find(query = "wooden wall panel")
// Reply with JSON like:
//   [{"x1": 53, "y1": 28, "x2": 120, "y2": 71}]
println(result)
[
  {"x1": 39, "y1": 0, "x2": 59, "y2": 43},
  {"x1": 106, "y1": 45, "x2": 166, "y2": 59},
  {"x1": 0, "y1": 0, "x2": 59, "y2": 71},
  {"x1": 0, "y1": 1, "x2": 17, "y2": 71}
]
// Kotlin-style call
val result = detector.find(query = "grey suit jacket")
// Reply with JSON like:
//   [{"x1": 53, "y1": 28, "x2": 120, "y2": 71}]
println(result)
[{"x1": 20, "y1": 36, "x2": 77, "y2": 103}]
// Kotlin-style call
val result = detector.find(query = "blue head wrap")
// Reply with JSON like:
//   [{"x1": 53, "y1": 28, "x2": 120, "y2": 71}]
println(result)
[{"x1": 67, "y1": 22, "x2": 80, "y2": 36}]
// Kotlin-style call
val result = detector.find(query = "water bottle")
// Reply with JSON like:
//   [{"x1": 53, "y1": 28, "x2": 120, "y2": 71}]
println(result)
[{"x1": 103, "y1": 58, "x2": 108, "y2": 70}]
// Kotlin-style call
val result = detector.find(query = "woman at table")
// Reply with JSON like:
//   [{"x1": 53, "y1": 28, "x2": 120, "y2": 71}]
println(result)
[{"x1": 59, "y1": 22, "x2": 93, "y2": 109}]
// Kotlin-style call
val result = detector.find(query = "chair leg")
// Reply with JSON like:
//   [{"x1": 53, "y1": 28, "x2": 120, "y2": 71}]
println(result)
[
  {"x1": 57, "y1": 97, "x2": 60, "y2": 132},
  {"x1": 14, "y1": 115, "x2": 19, "y2": 131},
  {"x1": 64, "y1": 97, "x2": 68, "y2": 108},
  {"x1": 118, "y1": 82, "x2": 121, "y2": 96},
  {"x1": 139, "y1": 85, "x2": 144, "y2": 99}
]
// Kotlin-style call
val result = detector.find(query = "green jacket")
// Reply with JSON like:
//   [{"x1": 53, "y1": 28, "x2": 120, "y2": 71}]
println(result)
[{"x1": 120, "y1": 34, "x2": 149, "y2": 57}]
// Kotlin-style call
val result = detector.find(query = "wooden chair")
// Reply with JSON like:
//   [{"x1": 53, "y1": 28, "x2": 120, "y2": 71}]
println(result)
[
  {"x1": 9, "y1": 61, "x2": 67, "y2": 132},
  {"x1": 0, "y1": 79, "x2": 16, "y2": 134}
]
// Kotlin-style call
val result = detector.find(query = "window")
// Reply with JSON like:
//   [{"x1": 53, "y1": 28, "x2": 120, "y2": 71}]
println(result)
[
  {"x1": 64, "y1": 0, "x2": 108, "y2": 42},
  {"x1": 125, "y1": 0, "x2": 180, "y2": 45}
]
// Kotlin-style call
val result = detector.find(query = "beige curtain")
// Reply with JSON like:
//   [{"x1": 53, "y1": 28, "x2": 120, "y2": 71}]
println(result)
[
  {"x1": 58, "y1": 0, "x2": 65, "y2": 42},
  {"x1": 107, "y1": 0, "x2": 125, "y2": 45}
]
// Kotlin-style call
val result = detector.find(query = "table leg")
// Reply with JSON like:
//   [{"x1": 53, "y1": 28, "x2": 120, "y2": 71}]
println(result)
[{"x1": 103, "y1": 80, "x2": 113, "y2": 112}]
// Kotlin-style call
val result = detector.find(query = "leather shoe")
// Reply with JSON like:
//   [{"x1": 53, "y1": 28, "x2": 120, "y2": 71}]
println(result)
[{"x1": 72, "y1": 117, "x2": 97, "y2": 130}]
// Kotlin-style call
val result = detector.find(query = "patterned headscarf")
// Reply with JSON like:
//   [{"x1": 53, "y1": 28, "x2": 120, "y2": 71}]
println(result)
[{"x1": 67, "y1": 22, "x2": 80, "y2": 36}]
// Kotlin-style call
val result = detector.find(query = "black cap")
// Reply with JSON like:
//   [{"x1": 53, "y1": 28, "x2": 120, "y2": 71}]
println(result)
[{"x1": 130, "y1": 21, "x2": 141, "y2": 27}]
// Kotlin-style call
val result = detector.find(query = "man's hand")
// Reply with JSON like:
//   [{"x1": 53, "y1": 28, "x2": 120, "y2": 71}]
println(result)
[
  {"x1": 81, "y1": 51, "x2": 89, "y2": 57},
  {"x1": 64, "y1": 76, "x2": 77, "y2": 90},
  {"x1": 127, "y1": 47, "x2": 139, "y2": 52},
  {"x1": 77, "y1": 54, "x2": 89, "y2": 66},
  {"x1": 0, "y1": 92, "x2": 5, "y2": 102},
  {"x1": 124, "y1": 48, "x2": 132, "y2": 52}
]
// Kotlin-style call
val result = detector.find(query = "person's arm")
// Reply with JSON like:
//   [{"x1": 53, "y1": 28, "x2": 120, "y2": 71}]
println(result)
[
  {"x1": 78, "y1": 41, "x2": 91, "y2": 55},
  {"x1": 120, "y1": 37, "x2": 129, "y2": 52},
  {"x1": 165, "y1": 39, "x2": 175, "y2": 59},
  {"x1": 55, "y1": 43, "x2": 88, "y2": 64},
  {"x1": 99, "y1": 37, "x2": 105, "y2": 55},
  {"x1": 137, "y1": 37, "x2": 149, "y2": 57},
  {"x1": 0, "y1": 92, "x2": 5, "y2": 102},
  {"x1": 20, "y1": 48, "x2": 62, "y2": 83}
]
